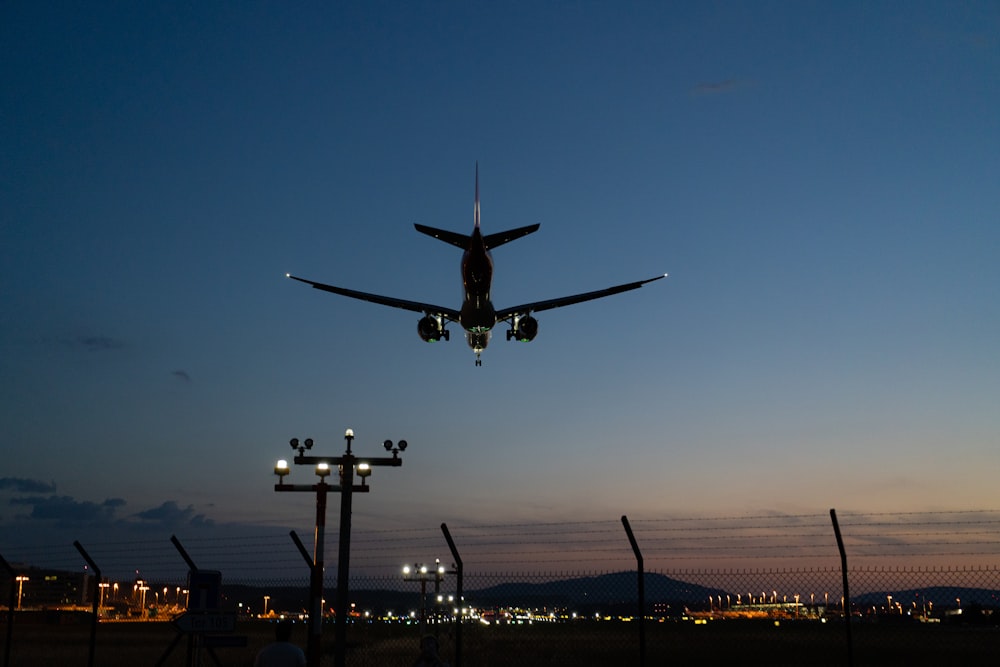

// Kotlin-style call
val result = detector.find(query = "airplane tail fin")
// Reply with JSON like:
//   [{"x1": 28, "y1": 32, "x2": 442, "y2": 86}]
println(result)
[{"x1": 413, "y1": 163, "x2": 540, "y2": 250}]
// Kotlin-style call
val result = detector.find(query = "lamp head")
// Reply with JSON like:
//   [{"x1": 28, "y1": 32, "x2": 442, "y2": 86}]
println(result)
[
  {"x1": 316, "y1": 462, "x2": 330, "y2": 479},
  {"x1": 274, "y1": 460, "x2": 289, "y2": 479},
  {"x1": 289, "y1": 438, "x2": 299, "y2": 450},
  {"x1": 397, "y1": 439, "x2": 408, "y2": 451},
  {"x1": 383, "y1": 439, "x2": 393, "y2": 451}
]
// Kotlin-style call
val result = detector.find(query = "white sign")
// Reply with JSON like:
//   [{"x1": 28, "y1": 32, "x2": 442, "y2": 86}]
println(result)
[{"x1": 173, "y1": 611, "x2": 237, "y2": 634}]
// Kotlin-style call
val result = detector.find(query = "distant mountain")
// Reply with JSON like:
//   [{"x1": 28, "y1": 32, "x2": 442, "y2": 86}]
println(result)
[{"x1": 467, "y1": 571, "x2": 725, "y2": 609}]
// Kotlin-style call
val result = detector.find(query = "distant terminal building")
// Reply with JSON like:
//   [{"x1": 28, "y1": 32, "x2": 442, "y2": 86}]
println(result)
[{"x1": 0, "y1": 565, "x2": 89, "y2": 610}]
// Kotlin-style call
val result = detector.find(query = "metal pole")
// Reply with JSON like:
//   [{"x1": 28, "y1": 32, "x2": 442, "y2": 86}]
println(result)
[
  {"x1": 73, "y1": 541, "x2": 101, "y2": 667},
  {"x1": 830, "y1": 509, "x2": 854, "y2": 667},
  {"x1": 170, "y1": 535, "x2": 200, "y2": 573},
  {"x1": 308, "y1": 483, "x2": 328, "y2": 667},
  {"x1": 1, "y1": 554, "x2": 15, "y2": 667},
  {"x1": 442, "y1": 523, "x2": 464, "y2": 667},
  {"x1": 419, "y1": 579, "x2": 427, "y2": 633},
  {"x1": 621, "y1": 516, "x2": 645, "y2": 667},
  {"x1": 169, "y1": 534, "x2": 201, "y2": 667},
  {"x1": 334, "y1": 458, "x2": 354, "y2": 667}
]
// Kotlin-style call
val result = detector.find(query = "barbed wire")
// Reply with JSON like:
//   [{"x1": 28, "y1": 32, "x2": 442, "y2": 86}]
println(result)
[{"x1": 3, "y1": 510, "x2": 999, "y2": 579}]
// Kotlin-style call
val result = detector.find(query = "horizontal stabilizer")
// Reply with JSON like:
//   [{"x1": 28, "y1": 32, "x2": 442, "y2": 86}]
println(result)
[
  {"x1": 414, "y1": 224, "x2": 470, "y2": 249},
  {"x1": 414, "y1": 222, "x2": 540, "y2": 251},
  {"x1": 483, "y1": 223, "x2": 540, "y2": 250}
]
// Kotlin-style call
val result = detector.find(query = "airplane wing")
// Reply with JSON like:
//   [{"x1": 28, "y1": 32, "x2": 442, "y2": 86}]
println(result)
[
  {"x1": 287, "y1": 274, "x2": 462, "y2": 321},
  {"x1": 495, "y1": 274, "x2": 667, "y2": 321}
]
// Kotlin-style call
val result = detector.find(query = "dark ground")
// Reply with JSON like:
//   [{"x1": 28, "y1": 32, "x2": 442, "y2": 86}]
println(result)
[{"x1": 3, "y1": 617, "x2": 998, "y2": 666}]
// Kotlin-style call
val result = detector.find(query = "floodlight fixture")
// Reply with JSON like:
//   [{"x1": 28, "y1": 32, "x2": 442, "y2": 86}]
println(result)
[{"x1": 357, "y1": 463, "x2": 371, "y2": 486}]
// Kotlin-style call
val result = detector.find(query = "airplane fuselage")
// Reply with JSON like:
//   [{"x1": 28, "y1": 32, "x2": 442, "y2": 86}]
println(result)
[{"x1": 459, "y1": 226, "x2": 497, "y2": 333}]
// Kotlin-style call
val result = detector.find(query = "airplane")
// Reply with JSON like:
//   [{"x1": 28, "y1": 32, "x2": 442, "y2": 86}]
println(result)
[{"x1": 287, "y1": 164, "x2": 666, "y2": 365}]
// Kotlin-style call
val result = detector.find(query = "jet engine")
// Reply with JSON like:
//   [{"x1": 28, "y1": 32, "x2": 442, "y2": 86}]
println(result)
[
  {"x1": 507, "y1": 315, "x2": 538, "y2": 342},
  {"x1": 417, "y1": 316, "x2": 449, "y2": 342}
]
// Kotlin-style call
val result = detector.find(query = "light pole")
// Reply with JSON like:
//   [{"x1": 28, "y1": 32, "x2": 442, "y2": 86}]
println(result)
[
  {"x1": 274, "y1": 429, "x2": 406, "y2": 667},
  {"x1": 15, "y1": 576, "x2": 29, "y2": 610},
  {"x1": 98, "y1": 582, "x2": 109, "y2": 615}
]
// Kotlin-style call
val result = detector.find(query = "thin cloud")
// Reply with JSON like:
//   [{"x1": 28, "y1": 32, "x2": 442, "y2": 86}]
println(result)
[
  {"x1": 172, "y1": 370, "x2": 192, "y2": 382},
  {"x1": 690, "y1": 78, "x2": 750, "y2": 96},
  {"x1": 9, "y1": 495, "x2": 125, "y2": 523},
  {"x1": 76, "y1": 335, "x2": 127, "y2": 351},
  {"x1": 135, "y1": 501, "x2": 212, "y2": 527},
  {"x1": 0, "y1": 477, "x2": 57, "y2": 494}
]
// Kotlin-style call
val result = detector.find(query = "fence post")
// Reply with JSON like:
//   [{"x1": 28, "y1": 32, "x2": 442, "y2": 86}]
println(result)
[
  {"x1": 441, "y1": 523, "x2": 464, "y2": 667},
  {"x1": 829, "y1": 509, "x2": 854, "y2": 667},
  {"x1": 621, "y1": 516, "x2": 645, "y2": 667},
  {"x1": 1, "y1": 553, "x2": 16, "y2": 667},
  {"x1": 73, "y1": 541, "x2": 101, "y2": 667}
]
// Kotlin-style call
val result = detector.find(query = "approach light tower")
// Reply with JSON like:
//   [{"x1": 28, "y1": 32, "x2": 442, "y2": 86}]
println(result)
[
  {"x1": 402, "y1": 559, "x2": 448, "y2": 632},
  {"x1": 273, "y1": 429, "x2": 407, "y2": 667}
]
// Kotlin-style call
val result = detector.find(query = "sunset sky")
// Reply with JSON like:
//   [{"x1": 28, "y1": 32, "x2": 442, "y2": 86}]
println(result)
[{"x1": 2, "y1": 2, "x2": 998, "y2": 572}]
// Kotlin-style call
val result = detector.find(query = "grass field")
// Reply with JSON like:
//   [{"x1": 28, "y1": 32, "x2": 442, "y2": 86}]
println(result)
[{"x1": 3, "y1": 617, "x2": 998, "y2": 666}]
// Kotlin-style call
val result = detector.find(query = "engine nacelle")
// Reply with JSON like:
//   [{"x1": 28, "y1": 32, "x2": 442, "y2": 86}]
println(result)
[
  {"x1": 508, "y1": 315, "x2": 538, "y2": 342},
  {"x1": 417, "y1": 316, "x2": 448, "y2": 342}
]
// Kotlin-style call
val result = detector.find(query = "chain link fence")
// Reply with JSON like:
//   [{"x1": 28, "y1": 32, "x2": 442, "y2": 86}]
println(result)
[{"x1": 3, "y1": 510, "x2": 999, "y2": 665}]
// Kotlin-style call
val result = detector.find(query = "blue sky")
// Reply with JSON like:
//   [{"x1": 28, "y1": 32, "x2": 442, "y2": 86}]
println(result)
[{"x1": 1, "y1": 2, "x2": 998, "y2": 562}]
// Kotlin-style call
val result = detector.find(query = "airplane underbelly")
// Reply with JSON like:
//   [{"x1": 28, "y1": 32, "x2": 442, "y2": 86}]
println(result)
[{"x1": 460, "y1": 301, "x2": 496, "y2": 332}]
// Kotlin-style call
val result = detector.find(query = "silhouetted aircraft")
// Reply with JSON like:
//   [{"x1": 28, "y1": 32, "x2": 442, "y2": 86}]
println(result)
[{"x1": 288, "y1": 165, "x2": 666, "y2": 365}]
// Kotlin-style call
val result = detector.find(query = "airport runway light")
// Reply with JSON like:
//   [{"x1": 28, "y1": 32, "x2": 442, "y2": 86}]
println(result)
[{"x1": 273, "y1": 428, "x2": 406, "y2": 667}]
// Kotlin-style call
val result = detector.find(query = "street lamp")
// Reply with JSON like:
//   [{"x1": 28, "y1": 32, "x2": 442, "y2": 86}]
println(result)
[
  {"x1": 15, "y1": 575, "x2": 29, "y2": 610},
  {"x1": 274, "y1": 428, "x2": 406, "y2": 667},
  {"x1": 98, "y1": 582, "x2": 109, "y2": 614},
  {"x1": 136, "y1": 580, "x2": 149, "y2": 618}
]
